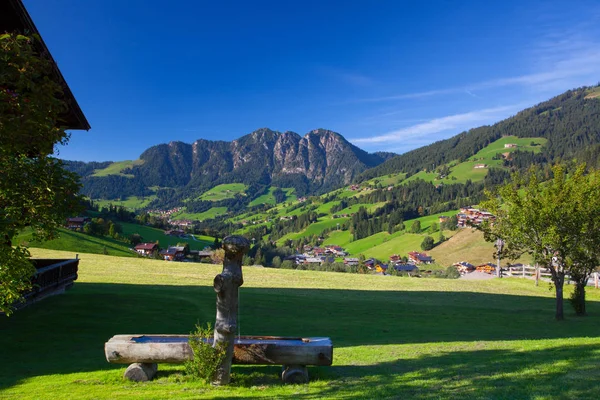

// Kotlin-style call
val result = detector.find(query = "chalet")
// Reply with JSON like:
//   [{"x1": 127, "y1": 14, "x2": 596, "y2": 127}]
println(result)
[
  {"x1": 457, "y1": 207, "x2": 495, "y2": 228},
  {"x1": 284, "y1": 254, "x2": 306, "y2": 265},
  {"x1": 170, "y1": 219, "x2": 194, "y2": 228},
  {"x1": 408, "y1": 251, "x2": 434, "y2": 264},
  {"x1": 196, "y1": 250, "x2": 214, "y2": 261},
  {"x1": 312, "y1": 248, "x2": 326, "y2": 256},
  {"x1": 65, "y1": 217, "x2": 89, "y2": 230},
  {"x1": 326, "y1": 245, "x2": 347, "y2": 256},
  {"x1": 474, "y1": 164, "x2": 487, "y2": 169},
  {"x1": 475, "y1": 263, "x2": 497, "y2": 274},
  {"x1": 389, "y1": 254, "x2": 401, "y2": 263},
  {"x1": 504, "y1": 143, "x2": 518, "y2": 148},
  {"x1": 364, "y1": 258, "x2": 376, "y2": 270},
  {"x1": 164, "y1": 229, "x2": 185, "y2": 237},
  {"x1": 344, "y1": 257, "x2": 359, "y2": 266},
  {"x1": 394, "y1": 263, "x2": 419, "y2": 273},
  {"x1": 304, "y1": 257, "x2": 323, "y2": 265},
  {"x1": 453, "y1": 261, "x2": 475, "y2": 274},
  {"x1": 160, "y1": 246, "x2": 185, "y2": 261},
  {"x1": 438, "y1": 215, "x2": 449, "y2": 223},
  {"x1": 135, "y1": 243, "x2": 159, "y2": 256},
  {"x1": 375, "y1": 263, "x2": 388, "y2": 273}
]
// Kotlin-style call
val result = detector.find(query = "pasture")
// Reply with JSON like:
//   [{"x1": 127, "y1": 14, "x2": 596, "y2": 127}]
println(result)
[{"x1": 1, "y1": 249, "x2": 599, "y2": 399}]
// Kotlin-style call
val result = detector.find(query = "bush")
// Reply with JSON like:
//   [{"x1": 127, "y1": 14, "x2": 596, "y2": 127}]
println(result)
[{"x1": 184, "y1": 323, "x2": 226, "y2": 383}]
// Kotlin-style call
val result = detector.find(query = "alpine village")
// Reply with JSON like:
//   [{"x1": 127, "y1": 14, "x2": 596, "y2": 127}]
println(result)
[{"x1": 3, "y1": 0, "x2": 600, "y2": 399}]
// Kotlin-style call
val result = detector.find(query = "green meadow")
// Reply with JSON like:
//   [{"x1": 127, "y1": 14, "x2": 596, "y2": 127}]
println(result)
[
  {"x1": 91, "y1": 160, "x2": 144, "y2": 178},
  {"x1": 120, "y1": 222, "x2": 213, "y2": 250},
  {"x1": 198, "y1": 183, "x2": 247, "y2": 201},
  {"x1": 2, "y1": 249, "x2": 600, "y2": 399}
]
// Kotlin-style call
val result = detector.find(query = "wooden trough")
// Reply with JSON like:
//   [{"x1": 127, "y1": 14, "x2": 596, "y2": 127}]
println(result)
[{"x1": 105, "y1": 334, "x2": 333, "y2": 383}]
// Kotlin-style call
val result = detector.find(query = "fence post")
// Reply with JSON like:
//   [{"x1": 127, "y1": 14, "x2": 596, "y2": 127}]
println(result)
[
  {"x1": 535, "y1": 264, "x2": 539, "y2": 287},
  {"x1": 595, "y1": 272, "x2": 599, "y2": 289}
]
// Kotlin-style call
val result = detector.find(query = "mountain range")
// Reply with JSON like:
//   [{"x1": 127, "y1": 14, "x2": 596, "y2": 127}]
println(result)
[{"x1": 66, "y1": 85, "x2": 600, "y2": 212}]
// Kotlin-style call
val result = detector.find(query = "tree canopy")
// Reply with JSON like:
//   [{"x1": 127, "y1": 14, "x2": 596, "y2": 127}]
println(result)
[
  {"x1": 0, "y1": 34, "x2": 81, "y2": 314},
  {"x1": 479, "y1": 164, "x2": 600, "y2": 320}
]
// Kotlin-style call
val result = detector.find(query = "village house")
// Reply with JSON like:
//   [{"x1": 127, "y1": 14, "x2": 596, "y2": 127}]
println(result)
[
  {"x1": 389, "y1": 254, "x2": 401, "y2": 263},
  {"x1": 65, "y1": 217, "x2": 90, "y2": 230},
  {"x1": 160, "y1": 246, "x2": 186, "y2": 261},
  {"x1": 344, "y1": 257, "x2": 359, "y2": 266},
  {"x1": 475, "y1": 263, "x2": 497, "y2": 274},
  {"x1": 457, "y1": 207, "x2": 495, "y2": 227},
  {"x1": 474, "y1": 164, "x2": 487, "y2": 169},
  {"x1": 393, "y1": 263, "x2": 419, "y2": 274},
  {"x1": 453, "y1": 261, "x2": 475, "y2": 274},
  {"x1": 134, "y1": 243, "x2": 159, "y2": 256},
  {"x1": 438, "y1": 215, "x2": 449, "y2": 224},
  {"x1": 408, "y1": 251, "x2": 434, "y2": 264},
  {"x1": 504, "y1": 143, "x2": 518, "y2": 148}
]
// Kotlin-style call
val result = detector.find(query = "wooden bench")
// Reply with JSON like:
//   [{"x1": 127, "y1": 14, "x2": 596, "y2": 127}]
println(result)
[{"x1": 105, "y1": 334, "x2": 333, "y2": 383}]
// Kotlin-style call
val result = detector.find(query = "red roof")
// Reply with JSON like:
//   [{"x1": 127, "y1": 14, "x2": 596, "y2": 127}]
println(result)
[{"x1": 135, "y1": 243, "x2": 158, "y2": 250}]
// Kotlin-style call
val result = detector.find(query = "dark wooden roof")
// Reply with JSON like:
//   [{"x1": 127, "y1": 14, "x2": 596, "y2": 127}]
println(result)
[{"x1": 0, "y1": 0, "x2": 90, "y2": 130}]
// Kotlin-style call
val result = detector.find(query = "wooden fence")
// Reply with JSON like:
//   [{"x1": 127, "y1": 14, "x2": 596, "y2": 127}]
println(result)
[
  {"x1": 18, "y1": 257, "x2": 80, "y2": 309},
  {"x1": 504, "y1": 264, "x2": 600, "y2": 288}
]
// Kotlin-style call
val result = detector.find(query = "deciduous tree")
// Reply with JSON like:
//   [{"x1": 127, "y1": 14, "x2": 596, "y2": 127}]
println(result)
[
  {"x1": 479, "y1": 164, "x2": 600, "y2": 320},
  {"x1": 1, "y1": 34, "x2": 81, "y2": 314}
]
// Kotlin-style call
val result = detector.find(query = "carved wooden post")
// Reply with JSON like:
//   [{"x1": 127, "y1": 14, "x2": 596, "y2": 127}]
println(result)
[{"x1": 212, "y1": 235, "x2": 250, "y2": 385}]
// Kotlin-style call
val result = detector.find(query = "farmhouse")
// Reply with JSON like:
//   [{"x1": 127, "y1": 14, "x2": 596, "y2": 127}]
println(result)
[
  {"x1": 134, "y1": 243, "x2": 159, "y2": 256},
  {"x1": 457, "y1": 207, "x2": 495, "y2": 227},
  {"x1": 453, "y1": 261, "x2": 475, "y2": 274},
  {"x1": 476, "y1": 263, "x2": 497, "y2": 274},
  {"x1": 65, "y1": 217, "x2": 90, "y2": 230},
  {"x1": 504, "y1": 143, "x2": 518, "y2": 148},
  {"x1": 160, "y1": 246, "x2": 185, "y2": 261},
  {"x1": 474, "y1": 164, "x2": 487, "y2": 169},
  {"x1": 408, "y1": 251, "x2": 434, "y2": 264},
  {"x1": 344, "y1": 257, "x2": 359, "y2": 266},
  {"x1": 394, "y1": 263, "x2": 419, "y2": 273}
]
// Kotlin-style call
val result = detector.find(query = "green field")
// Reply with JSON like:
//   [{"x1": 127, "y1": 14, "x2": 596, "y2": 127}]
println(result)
[
  {"x1": 2, "y1": 248, "x2": 600, "y2": 399},
  {"x1": 276, "y1": 218, "x2": 349, "y2": 245},
  {"x1": 120, "y1": 222, "x2": 213, "y2": 250},
  {"x1": 91, "y1": 160, "x2": 144, "y2": 178},
  {"x1": 199, "y1": 183, "x2": 247, "y2": 201},
  {"x1": 171, "y1": 207, "x2": 228, "y2": 222},
  {"x1": 93, "y1": 195, "x2": 156, "y2": 211},
  {"x1": 13, "y1": 228, "x2": 136, "y2": 258},
  {"x1": 248, "y1": 187, "x2": 296, "y2": 207}
]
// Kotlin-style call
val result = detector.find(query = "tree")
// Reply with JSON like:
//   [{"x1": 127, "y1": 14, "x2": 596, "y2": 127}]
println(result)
[
  {"x1": 210, "y1": 248, "x2": 225, "y2": 265},
  {"x1": 410, "y1": 220, "x2": 421, "y2": 233},
  {"x1": 1, "y1": 34, "x2": 82, "y2": 314},
  {"x1": 129, "y1": 234, "x2": 143, "y2": 246},
  {"x1": 429, "y1": 222, "x2": 439, "y2": 234},
  {"x1": 479, "y1": 164, "x2": 600, "y2": 320},
  {"x1": 420, "y1": 236, "x2": 434, "y2": 251}
]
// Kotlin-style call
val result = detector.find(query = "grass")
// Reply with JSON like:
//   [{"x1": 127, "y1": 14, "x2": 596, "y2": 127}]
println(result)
[
  {"x1": 93, "y1": 195, "x2": 156, "y2": 211},
  {"x1": 120, "y1": 222, "x2": 213, "y2": 250},
  {"x1": 198, "y1": 183, "x2": 247, "y2": 201},
  {"x1": 248, "y1": 187, "x2": 296, "y2": 207},
  {"x1": 276, "y1": 218, "x2": 349, "y2": 245},
  {"x1": 13, "y1": 228, "x2": 136, "y2": 257},
  {"x1": 91, "y1": 160, "x2": 144, "y2": 178},
  {"x1": 2, "y1": 248, "x2": 600, "y2": 399},
  {"x1": 429, "y1": 228, "x2": 533, "y2": 267},
  {"x1": 171, "y1": 207, "x2": 228, "y2": 221}
]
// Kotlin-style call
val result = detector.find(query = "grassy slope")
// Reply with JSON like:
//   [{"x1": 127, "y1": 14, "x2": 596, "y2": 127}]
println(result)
[
  {"x1": 170, "y1": 207, "x2": 228, "y2": 221},
  {"x1": 2, "y1": 248, "x2": 600, "y2": 399},
  {"x1": 199, "y1": 183, "x2": 247, "y2": 201},
  {"x1": 120, "y1": 222, "x2": 213, "y2": 250},
  {"x1": 249, "y1": 187, "x2": 296, "y2": 207},
  {"x1": 93, "y1": 195, "x2": 156, "y2": 211},
  {"x1": 429, "y1": 228, "x2": 533, "y2": 267},
  {"x1": 13, "y1": 228, "x2": 135, "y2": 257},
  {"x1": 91, "y1": 160, "x2": 144, "y2": 178}
]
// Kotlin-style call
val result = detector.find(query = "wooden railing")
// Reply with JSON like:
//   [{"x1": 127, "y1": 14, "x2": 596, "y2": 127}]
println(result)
[
  {"x1": 504, "y1": 264, "x2": 599, "y2": 288},
  {"x1": 18, "y1": 257, "x2": 80, "y2": 307}
]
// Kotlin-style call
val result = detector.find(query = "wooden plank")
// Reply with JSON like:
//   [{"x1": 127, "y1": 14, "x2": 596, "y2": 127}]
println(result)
[{"x1": 105, "y1": 335, "x2": 333, "y2": 366}]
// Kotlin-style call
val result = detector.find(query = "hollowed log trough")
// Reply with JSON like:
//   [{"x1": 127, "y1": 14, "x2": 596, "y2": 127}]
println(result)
[{"x1": 105, "y1": 334, "x2": 333, "y2": 383}]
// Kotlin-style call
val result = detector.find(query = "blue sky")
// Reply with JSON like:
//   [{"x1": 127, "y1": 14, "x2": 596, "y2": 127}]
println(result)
[{"x1": 25, "y1": 0, "x2": 600, "y2": 162}]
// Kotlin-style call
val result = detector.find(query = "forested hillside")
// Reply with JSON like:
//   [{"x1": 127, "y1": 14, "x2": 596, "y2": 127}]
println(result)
[{"x1": 358, "y1": 86, "x2": 600, "y2": 180}]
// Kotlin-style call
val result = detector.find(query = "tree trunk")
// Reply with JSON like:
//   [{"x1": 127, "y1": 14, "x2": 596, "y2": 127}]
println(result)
[
  {"x1": 212, "y1": 235, "x2": 250, "y2": 385},
  {"x1": 573, "y1": 281, "x2": 587, "y2": 316},
  {"x1": 554, "y1": 274, "x2": 565, "y2": 321}
]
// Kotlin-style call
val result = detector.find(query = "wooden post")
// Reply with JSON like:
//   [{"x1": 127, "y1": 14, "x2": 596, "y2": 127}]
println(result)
[
  {"x1": 595, "y1": 272, "x2": 599, "y2": 289},
  {"x1": 212, "y1": 235, "x2": 250, "y2": 385},
  {"x1": 535, "y1": 264, "x2": 540, "y2": 287}
]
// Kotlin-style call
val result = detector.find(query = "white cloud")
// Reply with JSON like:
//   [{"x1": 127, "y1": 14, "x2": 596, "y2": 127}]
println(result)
[{"x1": 351, "y1": 105, "x2": 521, "y2": 145}]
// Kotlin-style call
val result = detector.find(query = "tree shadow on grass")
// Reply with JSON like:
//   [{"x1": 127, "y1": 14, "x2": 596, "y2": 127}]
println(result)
[{"x1": 1, "y1": 282, "x2": 599, "y2": 393}]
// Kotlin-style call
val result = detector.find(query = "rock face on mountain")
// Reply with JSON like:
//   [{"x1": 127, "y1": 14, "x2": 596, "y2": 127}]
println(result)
[{"x1": 115, "y1": 128, "x2": 388, "y2": 195}]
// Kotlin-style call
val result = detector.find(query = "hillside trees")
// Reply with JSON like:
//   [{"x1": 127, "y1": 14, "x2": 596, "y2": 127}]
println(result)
[
  {"x1": 479, "y1": 164, "x2": 600, "y2": 320},
  {"x1": 0, "y1": 34, "x2": 82, "y2": 314}
]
